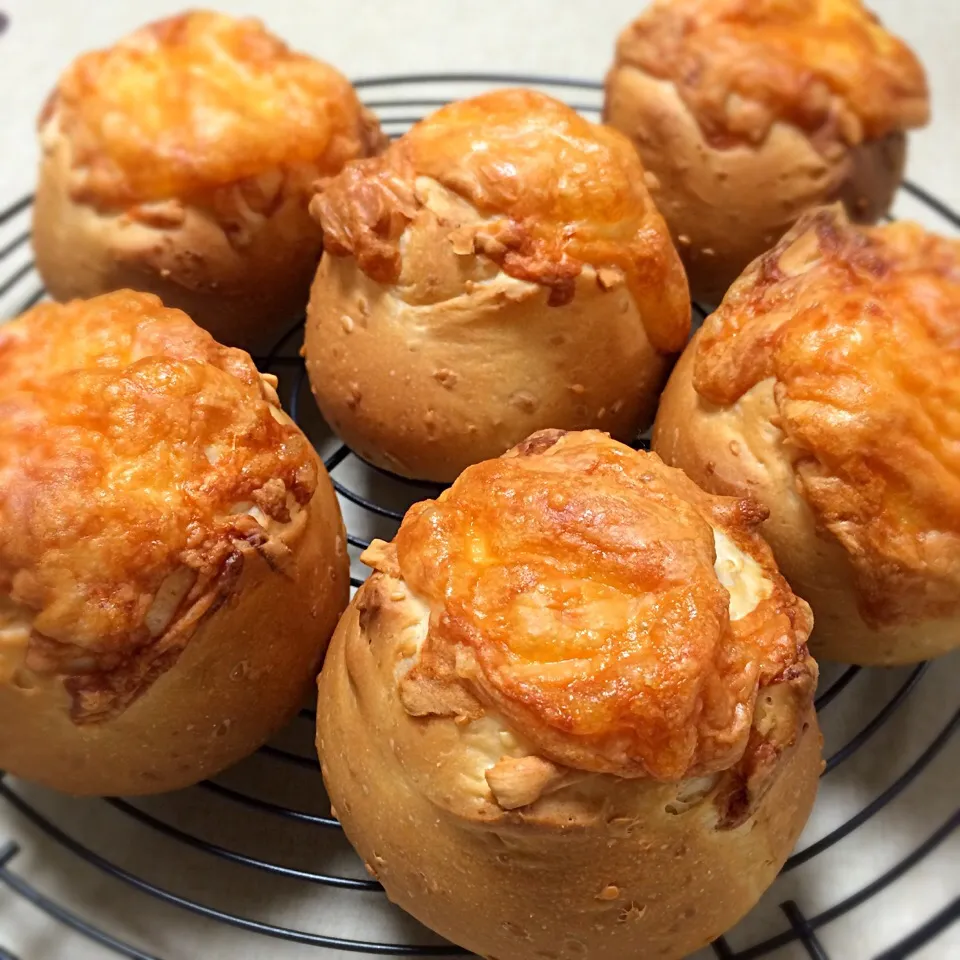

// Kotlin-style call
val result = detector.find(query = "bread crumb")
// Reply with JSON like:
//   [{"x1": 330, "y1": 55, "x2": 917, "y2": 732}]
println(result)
[
  {"x1": 596, "y1": 266, "x2": 624, "y2": 290},
  {"x1": 618, "y1": 902, "x2": 647, "y2": 923},
  {"x1": 486, "y1": 756, "x2": 563, "y2": 810}
]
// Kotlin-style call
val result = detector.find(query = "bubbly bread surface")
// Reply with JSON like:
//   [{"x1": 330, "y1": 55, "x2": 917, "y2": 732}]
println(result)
[
  {"x1": 0, "y1": 291, "x2": 318, "y2": 719},
  {"x1": 367, "y1": 430, "x2": 815, "y2": 783},
  {"x1": 615, "y1": 0, "x2": 928, "y2": 148},
  {"x1": 311, "y1": 88, "x2": 690, "y2": 352},
  {"x1": 46, "y1": 10, "x2": 380, "y2": 205},
  {"x1": 694, "y1": 207, "x2": 960, "y2": 628}
]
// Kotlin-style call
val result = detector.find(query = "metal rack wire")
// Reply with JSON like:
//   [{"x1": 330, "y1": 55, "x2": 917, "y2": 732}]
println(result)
[{"x1": 0, "y1": 74, "x2": 957, "y2": 960}]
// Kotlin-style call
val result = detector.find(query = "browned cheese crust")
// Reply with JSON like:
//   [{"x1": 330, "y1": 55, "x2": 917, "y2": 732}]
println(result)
[
  {"x1": 0, "y1": 291, "x2": 349, "y2": 794},
  {"x1": 393, "y1": 429, "x2": 815, "y2": 782},
  {"x1": 32, "y1": 10, "x2": 386, "y2": 351},
  {"x1": 305, "y1": 89, "x2": 691, "y2": 481},
  {"x1": 654, "y1": 206, "x2": 960, "y2": 664},
  {"x1": 604, "y1": 0, "x2": 929, "y2": 304},
  {"x1": 317, "y1": 430, "x2": 821, "y2": 960},
  {"x1": 313, "y1": 88, "x2": 689, "y2": 337}
]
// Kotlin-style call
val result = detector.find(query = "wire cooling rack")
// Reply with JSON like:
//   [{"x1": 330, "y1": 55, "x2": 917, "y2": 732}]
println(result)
[{"x1": 0, "y1": 74, "x2": 957, "y2": 960}]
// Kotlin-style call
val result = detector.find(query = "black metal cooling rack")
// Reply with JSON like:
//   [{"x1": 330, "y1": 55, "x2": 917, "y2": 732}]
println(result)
[{"x1": 0, "y1": 74, "x2": 958, "y2": 960}]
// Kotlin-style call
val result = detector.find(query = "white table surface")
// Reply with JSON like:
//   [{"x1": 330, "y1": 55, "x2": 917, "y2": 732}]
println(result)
[{"x1": 0, "y1": 2, "x2": 958, "y2": 959}]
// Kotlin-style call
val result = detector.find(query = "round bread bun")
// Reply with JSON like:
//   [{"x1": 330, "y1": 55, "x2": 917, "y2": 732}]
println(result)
[
  {"x1": 0, "y1": 291, "x2": 349, "y2": 796},
  {"x1": 604, "y1": 0, "x2": 930, "y2": 305},
  {"x1": 653, "y1": 206, "x2": 960, "y2": 666},
  {"x1": 317, "y1": 429, "x2": 821, "y2": 960},
  {"x1": 32, "y1": 10, "x2": 386, "y2": 354},
  {"x1": 304, "y1": 88, "x2": 691, "y2": 482}
]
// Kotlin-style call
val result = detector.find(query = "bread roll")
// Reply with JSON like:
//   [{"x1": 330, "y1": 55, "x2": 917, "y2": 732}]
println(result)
[
  {"x1": 653, "y1": 206, "x2": 960, "y2": 665},
  {"x1": 0, "y1": 291, "x2": 349, "y2": 795},
  {"x1": 604, "y1": 0, "x2": 929, "y2": 305},
  {"x1": 305, "y1": 89, "x2": 691, "y2": 482},
  {"x1": 33, "y1": 11, "x2": 385, "y2": 354},
  {"x1": 317, "y1": 429, "x2": 820, "y2": 960}
]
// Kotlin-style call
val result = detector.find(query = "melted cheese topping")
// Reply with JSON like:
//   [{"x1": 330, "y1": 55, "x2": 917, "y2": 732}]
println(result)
[
  {"x1": 48, "y1": 10, "x2": 380, "y2": 205},
  {"x1": 615, "y1": 0, "x2": 929, "y2": 147},
  {"x1": 0, "y1": 291, "x2": 318, "y2": 659},
  {"x1": 394, "y1": 531, "x2": 773, "y2": 800},
  {"x1": 695, "y1": 207, "x2": 960, "y2": 627},
  {"x1": 382, "y1": 429, "x2": 813, "y2": 781},
  {"x1": 311, "y1": 88, "x2": 691, "y2": 353}
]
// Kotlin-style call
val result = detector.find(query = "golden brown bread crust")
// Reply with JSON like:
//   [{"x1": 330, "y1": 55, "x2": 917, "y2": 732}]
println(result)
[
  {"x1": 653, "y1": 207, "x2": 960, "y2": 664},
  {"x1": 387, "y1": 430, "x2": 815, "y2": 782},
  {"x1": 316, "y1": 431, "x2": 822, "y2": 958},
  {"x1": 0, "y1": 291, "x2": 349, "y2": 792},
  {"x1": 304, "y1": 254, "x2": 672, "y2": 482},
  {"x1": 603, "y1": 1, "x2": 928, "y2": 304},
  {"x1": 311, "y1": 88, "x2": 690, "y2": 353},
  {"x1": 33, "y1": 11, "x2": 385, "y2": 352},
  {"x1": 613, "y1": 0, "x2": 928, "y2": 149},
  {"x1": 305, "y1": 90, "x2": 690, "y2": 481},
  {"x1": 32, "y1": 134, "x2": 333, "y2": 354}
]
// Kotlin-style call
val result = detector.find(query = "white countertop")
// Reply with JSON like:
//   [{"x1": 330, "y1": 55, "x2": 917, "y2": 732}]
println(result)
[{"x1": 0, "y1": 2, "x2": 958, "y2": 959}]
